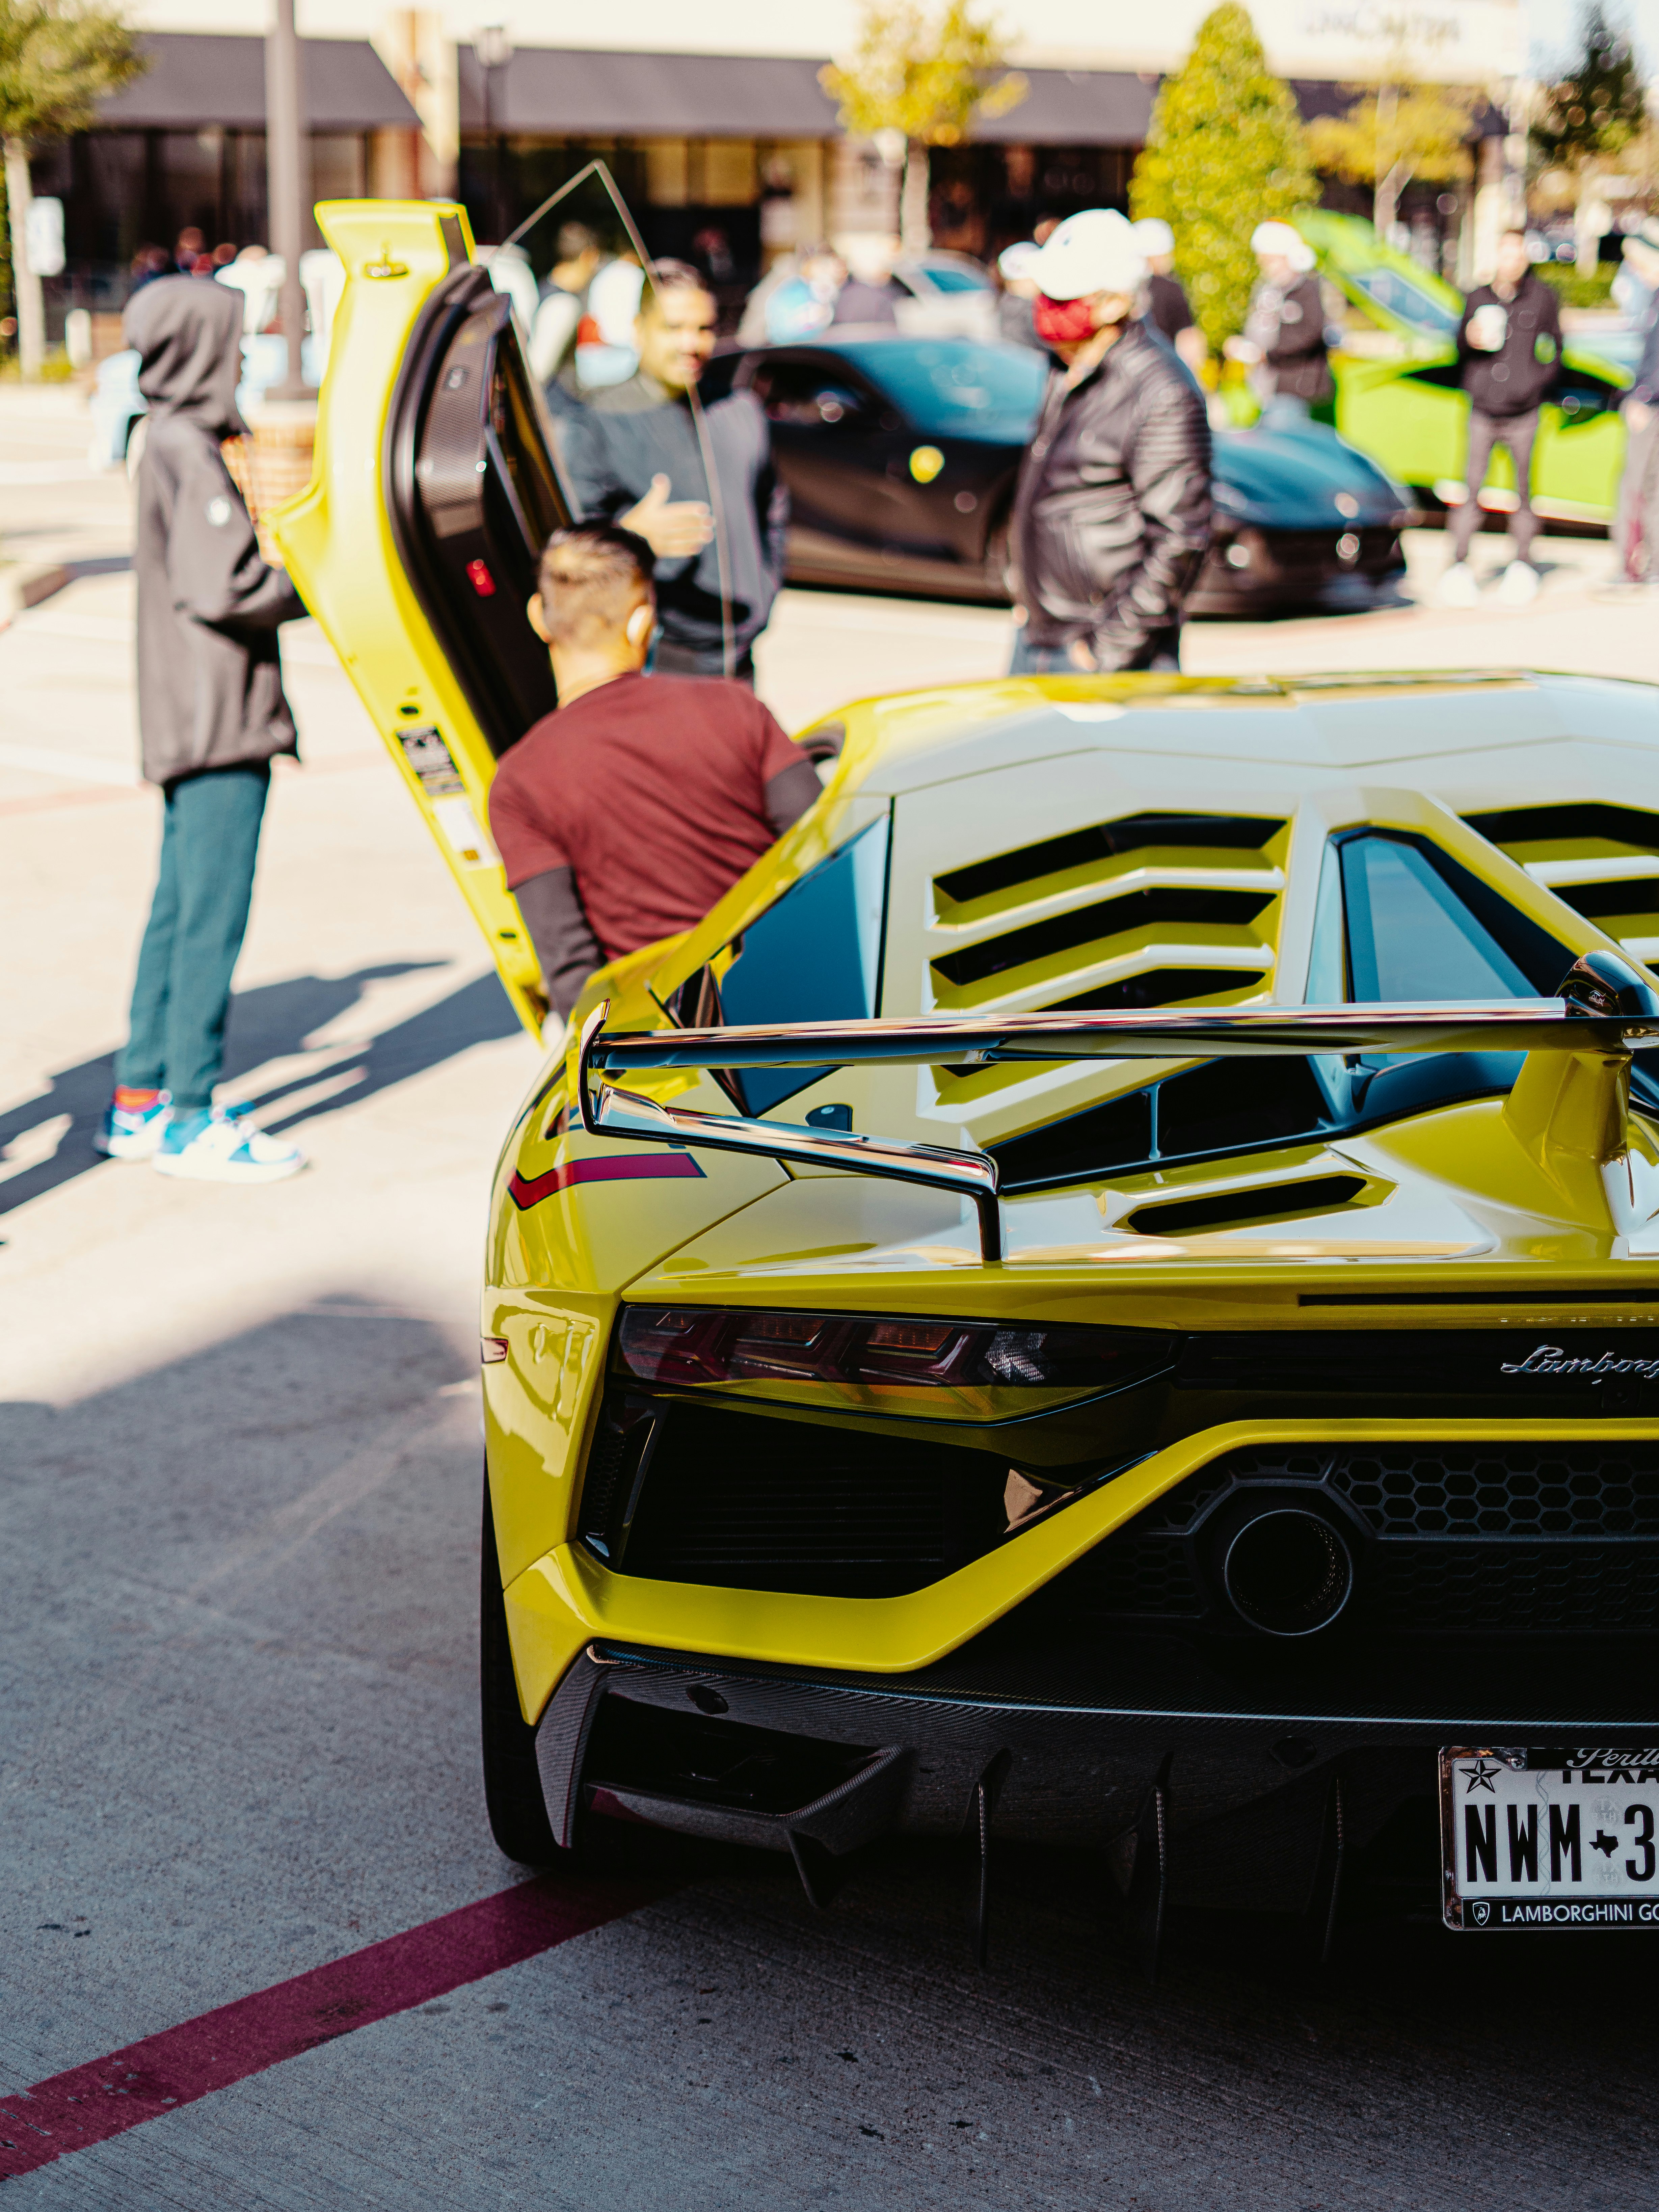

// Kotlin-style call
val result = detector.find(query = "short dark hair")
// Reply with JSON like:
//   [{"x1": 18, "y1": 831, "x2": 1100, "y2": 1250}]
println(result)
[
  {"x1": 555, "y1": 220, "x2": 600, "y2": 262},
  {"x1": 642, "y1": 257, "x2": 712, "y2": 308},
  {"x1": 535, "y1": 524, "x2": 654, "y2": 648}
]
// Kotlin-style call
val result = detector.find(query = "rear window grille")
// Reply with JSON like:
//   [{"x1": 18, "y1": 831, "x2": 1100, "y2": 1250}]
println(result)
[{"x1": 937, "y1": 812, "x2": 1286, "y2": 906}]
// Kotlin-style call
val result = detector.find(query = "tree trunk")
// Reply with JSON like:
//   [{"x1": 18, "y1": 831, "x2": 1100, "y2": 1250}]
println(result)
[
  {"x1": 900, "y1": 140, "x2": 931, "y2": 256},
  {"x1": 3, "y1": 136, "x2": 46, "y2": 381},
  {"x1": 1374, "y1": 159, "x2": 1408, "y2": 246}
]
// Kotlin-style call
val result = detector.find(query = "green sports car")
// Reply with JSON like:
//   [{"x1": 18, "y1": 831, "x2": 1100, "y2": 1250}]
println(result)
[{"x1": 1299, "y1": 212, "x2": 1634, "y2": 529}]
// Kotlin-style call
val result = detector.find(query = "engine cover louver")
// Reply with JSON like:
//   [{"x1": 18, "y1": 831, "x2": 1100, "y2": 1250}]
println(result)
[
  {"x1": 928, "y1": 810, "x2": 1288, "y2": 1020},
  {"x1": 1466, "y1": 802, "x2": 1659, "y2": 969}
]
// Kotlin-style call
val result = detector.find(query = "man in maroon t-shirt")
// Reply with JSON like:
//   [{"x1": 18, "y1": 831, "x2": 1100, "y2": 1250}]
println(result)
[{"x1": 489, "y1": 524, "x2": 822, "y2": 1021}]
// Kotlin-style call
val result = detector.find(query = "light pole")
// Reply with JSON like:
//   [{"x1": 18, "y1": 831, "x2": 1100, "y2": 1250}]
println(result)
[
  {"x1": 265, "y1": 0, "x2": 310, "y2": 399},
  {"x1": 475, "y1": 25, "x2": 513, "y2": 243}
]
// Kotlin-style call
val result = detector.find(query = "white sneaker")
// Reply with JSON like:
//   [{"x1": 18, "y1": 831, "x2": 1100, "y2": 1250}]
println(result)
[
  {"x1": 152, "y1": 1104, "x2": 304, "y2": 1184},
  {"x1": 1497, "y1": 560, "x2": 1540, "y2": 606},
  {"x1": 92, "y1": 1090, "x2": 171, "y2": 1160},
  {"x1": 1434, "y1": 561, "x2": 1480, "y2": 608}
]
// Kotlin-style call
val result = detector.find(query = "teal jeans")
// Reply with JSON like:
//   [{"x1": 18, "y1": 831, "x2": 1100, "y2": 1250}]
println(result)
[{"x1": 118, "y1": 763, "x2": 270, "y2": 1111}]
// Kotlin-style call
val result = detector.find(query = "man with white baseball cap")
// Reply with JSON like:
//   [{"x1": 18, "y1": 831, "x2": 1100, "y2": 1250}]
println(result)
[
  {"x1": 1007, "y1": 209, "x2": 1212, "y2": 676},
  {"x1": 1224, "y1": 220, "x2": 1331, "y2": 428},
  {"x1": 1131, "y1": 217, "x2": 1207, "y2": 376}
]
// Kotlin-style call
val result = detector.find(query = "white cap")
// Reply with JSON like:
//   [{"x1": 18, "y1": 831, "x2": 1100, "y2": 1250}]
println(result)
[
  {"x1": 1132, "y1": 218, "x2": 1175, "y2": 258},
  {"x1": 1252, "y1": 220, "x2": 1314, "y2": 270},
  {"x1": 998, "y1": 240, "x2": 1039, "y2": 282},
  {"x1": 1027, "y1": 209, "x2": 1147, "y2": 302}
]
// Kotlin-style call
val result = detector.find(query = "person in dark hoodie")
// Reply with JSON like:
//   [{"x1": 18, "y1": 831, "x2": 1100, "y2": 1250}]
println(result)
[
  {"x1": 558, "y1": 258, "x2": 787, "y2": 682},
  {"x1": 94, "y1": 275, "x2": 308, "y2": 1183}
]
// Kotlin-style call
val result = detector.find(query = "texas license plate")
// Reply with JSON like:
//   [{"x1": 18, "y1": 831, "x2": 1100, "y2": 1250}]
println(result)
[{"x1": 1441, "y1": 1748, "x2": 1659, "y2": 1929}]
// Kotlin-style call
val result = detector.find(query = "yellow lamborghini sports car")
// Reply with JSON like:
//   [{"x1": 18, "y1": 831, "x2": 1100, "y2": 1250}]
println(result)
[{"x1": 277, "y1": 201, "x2": 1659, "y2": 1963}]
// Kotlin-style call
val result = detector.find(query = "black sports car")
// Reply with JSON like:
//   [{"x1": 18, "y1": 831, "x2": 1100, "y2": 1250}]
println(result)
[{"x1": 703, "y1": 333, "x2": 1412, "y2": 614}]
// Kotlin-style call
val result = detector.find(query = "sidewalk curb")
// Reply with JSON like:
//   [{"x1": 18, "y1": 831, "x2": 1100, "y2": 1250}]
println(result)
[{"x1": 0, "y1": 560, "x2": 73, "y2": 628}]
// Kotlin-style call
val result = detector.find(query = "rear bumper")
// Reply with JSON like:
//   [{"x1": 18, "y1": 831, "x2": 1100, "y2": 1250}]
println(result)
[{"x1": 535, "y1": 1632, "x2": 1659, "y2": 1914}]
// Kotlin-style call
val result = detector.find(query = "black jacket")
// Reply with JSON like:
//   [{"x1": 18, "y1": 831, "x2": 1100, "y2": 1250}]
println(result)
[
  {"x1": 1456, "y1": 270, "x2": 1562, "y2": 418},
  {"x1": 124, "y1": 277, "x2": 304, "y2": 785},
  {"x1": 1252, "y1": 273, "x2": 1332, "y2": 403},
  {"x1": 1009, "y1": 318, "x2": 1211, "y2": 669},
  {"x1": 559, "y1": 372, "x2": 788, "y2": 669}
]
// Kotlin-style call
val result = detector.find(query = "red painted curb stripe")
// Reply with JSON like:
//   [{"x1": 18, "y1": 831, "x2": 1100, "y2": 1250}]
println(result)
[
  {"x1": 508, "y1": 1151, "x2": 704, "y2": 1209},
  {"x1": 0, "y1": 1871, "x2": 659, "y2": 2179}
]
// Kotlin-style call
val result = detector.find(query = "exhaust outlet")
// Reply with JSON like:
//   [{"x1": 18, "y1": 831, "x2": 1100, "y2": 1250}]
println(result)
[{"x1": 1223, "y1": 1508, "x2": 1353, "y2": 1637}]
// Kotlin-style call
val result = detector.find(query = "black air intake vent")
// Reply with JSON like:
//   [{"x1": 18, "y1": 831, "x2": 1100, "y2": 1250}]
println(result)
[
  {"x1": 1124, "y1": 1174, "x2": 1366, "y2": 1238},
  {"x1": 583, "y1": 1396, "x2": 1013, "y2": 1597},
  {"x1": 989, "y1": 1054, "x2": 1336, "y2": 1190}
]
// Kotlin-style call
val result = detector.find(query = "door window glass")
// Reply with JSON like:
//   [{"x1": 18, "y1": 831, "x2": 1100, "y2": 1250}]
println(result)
[
  {"x1": 825, "y1": 338, "x2": 1046, "y2": 443},
  {"x1": 716, "y1": 818, "x2": 890, "y2": 1116},
  {"x1": 750, "y1": 357, "x2": 876, "y2": 427}
]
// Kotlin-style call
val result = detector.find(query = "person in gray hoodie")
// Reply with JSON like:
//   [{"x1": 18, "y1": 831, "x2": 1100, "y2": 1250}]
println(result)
[{"x1": 95, "y1": 275, "x2": 309, "y2": 1183}]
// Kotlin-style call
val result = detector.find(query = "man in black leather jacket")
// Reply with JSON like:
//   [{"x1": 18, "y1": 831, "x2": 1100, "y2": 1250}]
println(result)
[{"x1": 1008, "y1": 210, "x2": 1211, "y2": 675}]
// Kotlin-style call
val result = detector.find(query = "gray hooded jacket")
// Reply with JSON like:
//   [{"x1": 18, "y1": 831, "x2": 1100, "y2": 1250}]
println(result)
[{"x1": 125, "y1": 277, "x2": 305, "y2": 785}]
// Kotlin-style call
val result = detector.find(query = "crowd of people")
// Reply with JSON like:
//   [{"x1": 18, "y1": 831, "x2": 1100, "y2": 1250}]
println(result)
[{"x1": 89, "y1": 202, "x2": 1659, "y2": 1184}]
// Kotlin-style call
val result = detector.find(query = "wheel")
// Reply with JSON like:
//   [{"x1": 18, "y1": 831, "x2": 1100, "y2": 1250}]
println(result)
[
  {"x1": 982, "y1": 516, "x2": 1012, "y2": 601},
  {"x1": 480, "y1": 1475, "x2": 561, "y2": 1865}
]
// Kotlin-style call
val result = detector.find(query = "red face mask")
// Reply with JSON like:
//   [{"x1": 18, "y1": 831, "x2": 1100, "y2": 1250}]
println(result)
[{"x1": 1033, "y1": 293, "x2": 1099, "y2": 346}]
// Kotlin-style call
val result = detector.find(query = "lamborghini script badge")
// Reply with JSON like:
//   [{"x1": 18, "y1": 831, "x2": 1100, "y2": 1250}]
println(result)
[{"x1": 1501, "y1": 1344, "x2": 1659, "y2": 1381}]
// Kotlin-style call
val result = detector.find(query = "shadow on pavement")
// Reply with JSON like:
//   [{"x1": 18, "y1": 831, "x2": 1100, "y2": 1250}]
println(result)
[{"x1": 0, "y1": 962, "x2": 522, "y2": 1218}]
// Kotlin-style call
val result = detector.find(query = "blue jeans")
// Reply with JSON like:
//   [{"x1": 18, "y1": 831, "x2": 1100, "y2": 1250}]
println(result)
[
  {"x1": 118, "y1": 763, "x2": 270, "y2": 1110},
  {"x1": 1009, "y1": 629, "x2": 1182, "y2": 677}
]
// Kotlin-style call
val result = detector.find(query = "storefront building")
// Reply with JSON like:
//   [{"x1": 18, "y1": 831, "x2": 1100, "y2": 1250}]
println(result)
[{"x1": 30, "y1": 3, "x2": 1522, "y2": 318}]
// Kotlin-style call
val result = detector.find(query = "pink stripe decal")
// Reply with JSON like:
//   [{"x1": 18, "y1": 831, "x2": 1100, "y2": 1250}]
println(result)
[
  {"x1": 0, "y1": 1871, "x2": 659, "y2": 2179},
  {"x1": 508, "y1": 1151, "x2": 704, "y2": 1209}
]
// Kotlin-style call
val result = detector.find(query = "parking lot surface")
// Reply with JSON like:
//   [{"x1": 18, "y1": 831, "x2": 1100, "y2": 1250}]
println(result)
[{"x1": 5, "y1": 392, "x2": 1659, "y2": 2207}]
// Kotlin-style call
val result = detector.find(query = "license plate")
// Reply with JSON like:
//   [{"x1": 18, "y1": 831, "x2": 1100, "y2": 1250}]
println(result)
[{"x1": 1441, "y1": 1748, "x2": 1659, "y2": 1929}]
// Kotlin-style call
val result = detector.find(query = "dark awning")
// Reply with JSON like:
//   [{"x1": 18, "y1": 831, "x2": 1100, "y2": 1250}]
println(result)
[
  {"x1": 968, "y1": 68, "x2": 1156, "y2": 144},
  {"x1": 458, "y1": 48, "x2": 1153, "y2": 145},
  {"x1": 459, "y1": 47, "x2": 839, "y2": 136},
  {"x1": 97, "y1": 34, "x2": 419, "y2": 132}
]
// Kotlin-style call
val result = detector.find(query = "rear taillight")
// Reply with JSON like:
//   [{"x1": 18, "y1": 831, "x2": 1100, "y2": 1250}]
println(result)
[{"x1": 613, "y1": 1306, "x2": 1173, "y2": 1392}]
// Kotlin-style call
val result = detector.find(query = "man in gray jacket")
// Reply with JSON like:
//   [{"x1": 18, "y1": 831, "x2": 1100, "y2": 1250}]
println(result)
[
  {"x1": 559, "y1": 259, "x2": 787, "y2": 681},
  {"x1": 95, "y1": 275, "x2": 307, "y2": 1183}
]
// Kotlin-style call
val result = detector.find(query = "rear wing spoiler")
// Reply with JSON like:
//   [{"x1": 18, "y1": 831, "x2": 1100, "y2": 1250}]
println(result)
[{"x1": 576, "y1": 952, "x2": 1659, "y2": 1265}]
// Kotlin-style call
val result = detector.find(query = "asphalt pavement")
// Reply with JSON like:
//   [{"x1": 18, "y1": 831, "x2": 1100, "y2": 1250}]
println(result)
[{"x1": 5, "y1": 385, "x2": 1659, "y2": 2209}]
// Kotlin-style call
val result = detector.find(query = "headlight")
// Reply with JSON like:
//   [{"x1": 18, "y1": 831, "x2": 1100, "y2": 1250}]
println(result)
[{"x1": 613, "y1": 1304, "x2": 1175, "y2": 1413}]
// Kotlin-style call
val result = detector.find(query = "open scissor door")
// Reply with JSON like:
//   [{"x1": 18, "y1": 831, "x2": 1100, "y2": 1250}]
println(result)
[{"x1": 270, "y1": 198, "x2": 575, "y2": 1036}]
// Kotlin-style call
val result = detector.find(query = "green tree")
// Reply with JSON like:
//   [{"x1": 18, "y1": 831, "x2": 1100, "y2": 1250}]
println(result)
[
  {"x1": 1, "y1": 0, "x2": 143, "y2": 378},
  {"x1": 1130, "y1": 2, "x2": 1316, "y2": 352},
  {"x1": 1533, "y1": 1, "x2": 1646, "y2": 173},
  {"x1": 1306, "y1": 51, "x2": 1474, "y2": 241},
  {"x1": 821, "y1": 3, "x2": 1025, "y2": 254}
]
